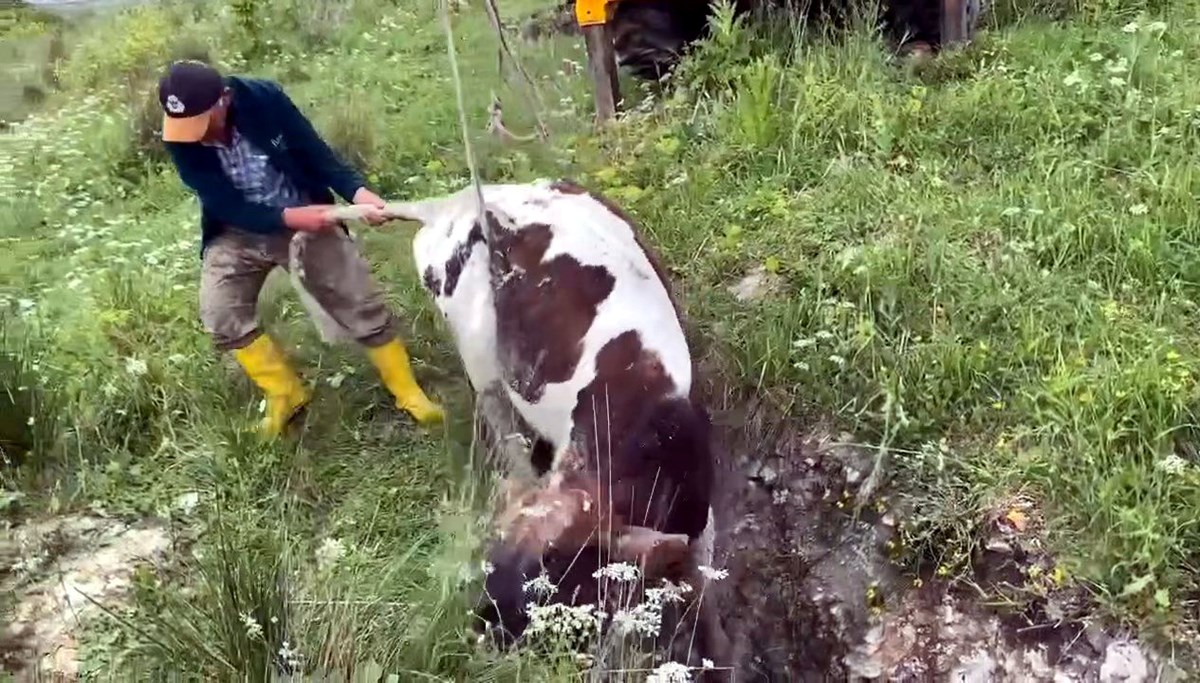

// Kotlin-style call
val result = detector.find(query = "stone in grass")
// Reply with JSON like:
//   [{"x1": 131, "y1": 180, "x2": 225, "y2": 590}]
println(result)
[{"x1": 728, "y1": 264, "x2": 784, "y2": 304}]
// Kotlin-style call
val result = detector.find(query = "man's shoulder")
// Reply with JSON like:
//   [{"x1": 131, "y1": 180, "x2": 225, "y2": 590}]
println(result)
[{"x1": 227, "y1": 76, "x2": 288, "y2": 104}]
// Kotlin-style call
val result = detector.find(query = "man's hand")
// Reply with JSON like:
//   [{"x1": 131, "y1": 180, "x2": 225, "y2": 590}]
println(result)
[
  {"x1": 352, "y1": 187, "x2": 389, "y2": 226},
  {"x1": 283, "y1": 205, "x2": 339, "y2": 233}
]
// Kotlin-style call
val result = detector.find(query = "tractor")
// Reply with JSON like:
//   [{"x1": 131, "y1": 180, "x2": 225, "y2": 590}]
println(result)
[{"x1": 522, "y1": 0, "x2": 985, "y2": 82}]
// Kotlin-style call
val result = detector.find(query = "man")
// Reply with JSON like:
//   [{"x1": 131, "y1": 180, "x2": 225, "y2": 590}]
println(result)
[{"x1": 158, "y1": 59, "x2": 444, "y2": 437}]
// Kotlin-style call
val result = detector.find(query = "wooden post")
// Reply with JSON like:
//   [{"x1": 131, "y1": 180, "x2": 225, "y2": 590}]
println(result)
[
  {"x1": 941, "y1": 0, "x2": 969, "y2": 47},
  {"x1": 576, "y1": 0, "x2": 619, "y2": 123}
]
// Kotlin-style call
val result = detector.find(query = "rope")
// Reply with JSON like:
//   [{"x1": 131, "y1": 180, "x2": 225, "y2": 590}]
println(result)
[{"x1": 438, "y1": 0, "x2": 487, "y2": 227}]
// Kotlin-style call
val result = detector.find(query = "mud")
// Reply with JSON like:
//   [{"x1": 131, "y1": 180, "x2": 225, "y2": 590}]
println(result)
[
  {"x1": 0, "y1": 514, "x2": 170, "y2": 680},
  {"x1": 696, "y1": 386, "x2": 1187, "y2": 681}
]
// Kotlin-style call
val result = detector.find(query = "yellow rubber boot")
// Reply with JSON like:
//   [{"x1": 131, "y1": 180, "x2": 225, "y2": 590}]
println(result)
[
  {"x1": 366, "y1": 339, "x2": 445, "y2": 426},
  {"x1": 232, "y1": 335, "x2": 312, "y2": 438}
]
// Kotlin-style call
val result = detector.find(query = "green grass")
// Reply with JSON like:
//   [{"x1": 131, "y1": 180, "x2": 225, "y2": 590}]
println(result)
[{"x1": 2, "y1": 0, "x2": 1200, "y2": 678}]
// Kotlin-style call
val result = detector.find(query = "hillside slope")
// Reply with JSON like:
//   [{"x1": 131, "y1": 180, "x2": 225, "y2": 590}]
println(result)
[{"x1": 2, "y1": 0, "x2": 1198, "y2": 679}]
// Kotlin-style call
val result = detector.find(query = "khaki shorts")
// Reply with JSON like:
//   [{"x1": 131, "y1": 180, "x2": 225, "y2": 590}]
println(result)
[{"x1": 199, "y1": 226, "x2": 396, "y2": 351}]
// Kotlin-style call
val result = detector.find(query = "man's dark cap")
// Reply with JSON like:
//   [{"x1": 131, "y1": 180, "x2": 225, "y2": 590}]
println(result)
[{"x1": 158, "y1": 60, "x2": 224, "y2": 142}]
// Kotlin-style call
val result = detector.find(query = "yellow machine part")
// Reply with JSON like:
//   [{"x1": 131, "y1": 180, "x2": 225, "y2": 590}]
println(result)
[{"x1": 575, "y1": 0, "x2": 612, "y2": 26}]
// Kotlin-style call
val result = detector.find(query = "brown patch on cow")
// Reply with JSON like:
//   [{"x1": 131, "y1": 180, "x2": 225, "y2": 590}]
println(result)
[
  {"x1": 572, "y1": 330, "x2": 675, "y2": 462},
  {"x1": 549, "y1": 179, "x2": 684, "y2": 318},
  {"x1": 442, "y1": 222, "x2": 485, "y2": 297},
  {"x1": 569, "y1": 330, "x2": 711, "y2": 539},
  {"x1": 489, "y1": 215, "x2": 616, "y2": 404},
  {"x1": 549, "y1": 179, "x2": 709, "y2": 403}
]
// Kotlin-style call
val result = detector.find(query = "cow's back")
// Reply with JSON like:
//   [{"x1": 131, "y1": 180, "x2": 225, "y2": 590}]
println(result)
[{"x1": 481, "y1": 181, "x2": 692, "y2": 453}]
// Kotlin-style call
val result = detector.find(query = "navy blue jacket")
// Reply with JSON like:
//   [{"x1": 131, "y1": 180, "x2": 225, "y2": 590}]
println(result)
[{"x1": 165, "y1": 76, "x2": 367, "y2": 255}]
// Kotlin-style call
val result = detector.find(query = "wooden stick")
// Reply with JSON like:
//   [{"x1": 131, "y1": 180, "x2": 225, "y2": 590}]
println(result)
[
  {"x1": 582, "y1": 23, "x2": 619, "y2": 123},
  {"x1": 941, "y1": 0, "x2": 968, "y2": 47}
]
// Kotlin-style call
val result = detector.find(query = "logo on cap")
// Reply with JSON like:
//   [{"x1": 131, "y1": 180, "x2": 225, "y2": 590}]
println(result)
[{"x1": 166, "y1": 94, "x2": 185, "y2": 114}]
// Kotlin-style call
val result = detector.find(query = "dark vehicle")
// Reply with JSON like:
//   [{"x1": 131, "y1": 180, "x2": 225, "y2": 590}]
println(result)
[{"x1": 524, "y1": 0, "x2": 984, "y2": 81}]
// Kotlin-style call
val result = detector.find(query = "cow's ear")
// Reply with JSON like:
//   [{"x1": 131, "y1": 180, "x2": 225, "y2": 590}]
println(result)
[{"x1": 612, "y1": 525, "x2": 692, "y2": 579}]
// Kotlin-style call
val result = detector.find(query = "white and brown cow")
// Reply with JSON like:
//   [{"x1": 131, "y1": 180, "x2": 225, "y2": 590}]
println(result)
[{"x1": 333, "y1": 179, "x2": 724, "y2": 663}]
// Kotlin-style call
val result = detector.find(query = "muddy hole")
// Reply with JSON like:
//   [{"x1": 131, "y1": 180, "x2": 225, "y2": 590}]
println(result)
[
  {"x1": 469, "y1": 342, "x2": 1182, "y2": 682},
  {"x1": 697, "y1": 383, "x2": 1181, "y2": 682}
]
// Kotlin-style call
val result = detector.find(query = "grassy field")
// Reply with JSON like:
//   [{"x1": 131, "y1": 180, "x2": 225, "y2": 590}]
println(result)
[
  {"x1": 0, "y1": 2, "x2": 64, "y2": 125},
  {"x1": 2, "y1": 0, "x2": 1200, "y2": 678}
]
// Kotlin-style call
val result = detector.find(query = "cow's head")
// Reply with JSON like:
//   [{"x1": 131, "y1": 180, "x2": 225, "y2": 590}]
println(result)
[{"x1": 475, "y1": 469, "x2": 698, "y2": 647}]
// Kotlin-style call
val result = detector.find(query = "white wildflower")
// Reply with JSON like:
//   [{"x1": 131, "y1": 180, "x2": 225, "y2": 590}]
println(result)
[
  {"x1": 523, "y1": 572, "x2": 557, "y2": 597},
  {"x1": 828, "y1": 355, "x2": 847, "y2": 368},
  {"x1": 525, "y1": 602, "x2": 602, "y2": 638},
  {"x1": 175, "y1": 492, "x2": 200, "y2": 514},
  {"x1": 241, "y1": 612, "x2": 263, "y2": 640},
  {"x1": 703, "y1": 658, "x2": 715, "y2": 669},
  {"x1": 645, "y1": 579, "x2": 692, "y2": 606},
  {"x1": 125, "y1": 358, "x2": 148, "y2": 376},
  {"x1": 481, "y1": 560, "x2": 495, "y2": 575},
  {"x1": 1122, "y1": 21, "x2": 1138, "y2": 33},
  {"x1": 1063, "y1": 71, "x2": 1083, "y2": 87},
  {"x1": 278, "y1": 640, "x2": 303, "y2": 669},
  {"x1": 1129, "y1": 203, "x2": 1149, "y2": 215},
  {"x1": 1156, "y1": 454, "x2": 1188, "y2": 475},
  {"x1": 1108, "y1": 77, "x2": 1126, "y2": 88},
  {"x1": 315, "y1": 537, "x2": 347, "y2": 571},
  {"x1": 612, "y1": 601, "x2": 664, "y2": 637},
  {"x1": 592, "y1": 562, "x2": 640, "y2": 583},
  {"x1": 647, "y1": 661, "x2": 692, "y2": 683},
  {"x1": 698, "y1": 565, "x2": 730, "y2": 582},
  {"x1": 1089, "y1": 52, "x2": 1104, "y2": 62}
]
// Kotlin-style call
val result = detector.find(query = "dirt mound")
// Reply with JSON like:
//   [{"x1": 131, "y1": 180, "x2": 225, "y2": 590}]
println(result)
[
  {"x1": 701, "y1": 390, "x2": 1184, "y2": 681},
  {"x1": 1, "y1": 514, "x2": 170, "y2": 679}
]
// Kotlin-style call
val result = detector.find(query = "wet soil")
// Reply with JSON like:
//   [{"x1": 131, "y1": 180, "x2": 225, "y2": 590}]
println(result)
[{"x1": 695, "y1": 382, "x2": 1187, "y2": 681}]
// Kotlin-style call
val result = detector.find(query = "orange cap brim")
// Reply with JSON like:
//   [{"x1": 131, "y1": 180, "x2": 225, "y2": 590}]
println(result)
[{"x1": 161, "y1": 110, "x2": 212, "y2": 143}]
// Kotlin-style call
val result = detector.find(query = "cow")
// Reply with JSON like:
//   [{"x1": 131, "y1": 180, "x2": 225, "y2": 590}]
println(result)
[{"x1": 331, "y1": 179, "x2": 726, "y2": 667}]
